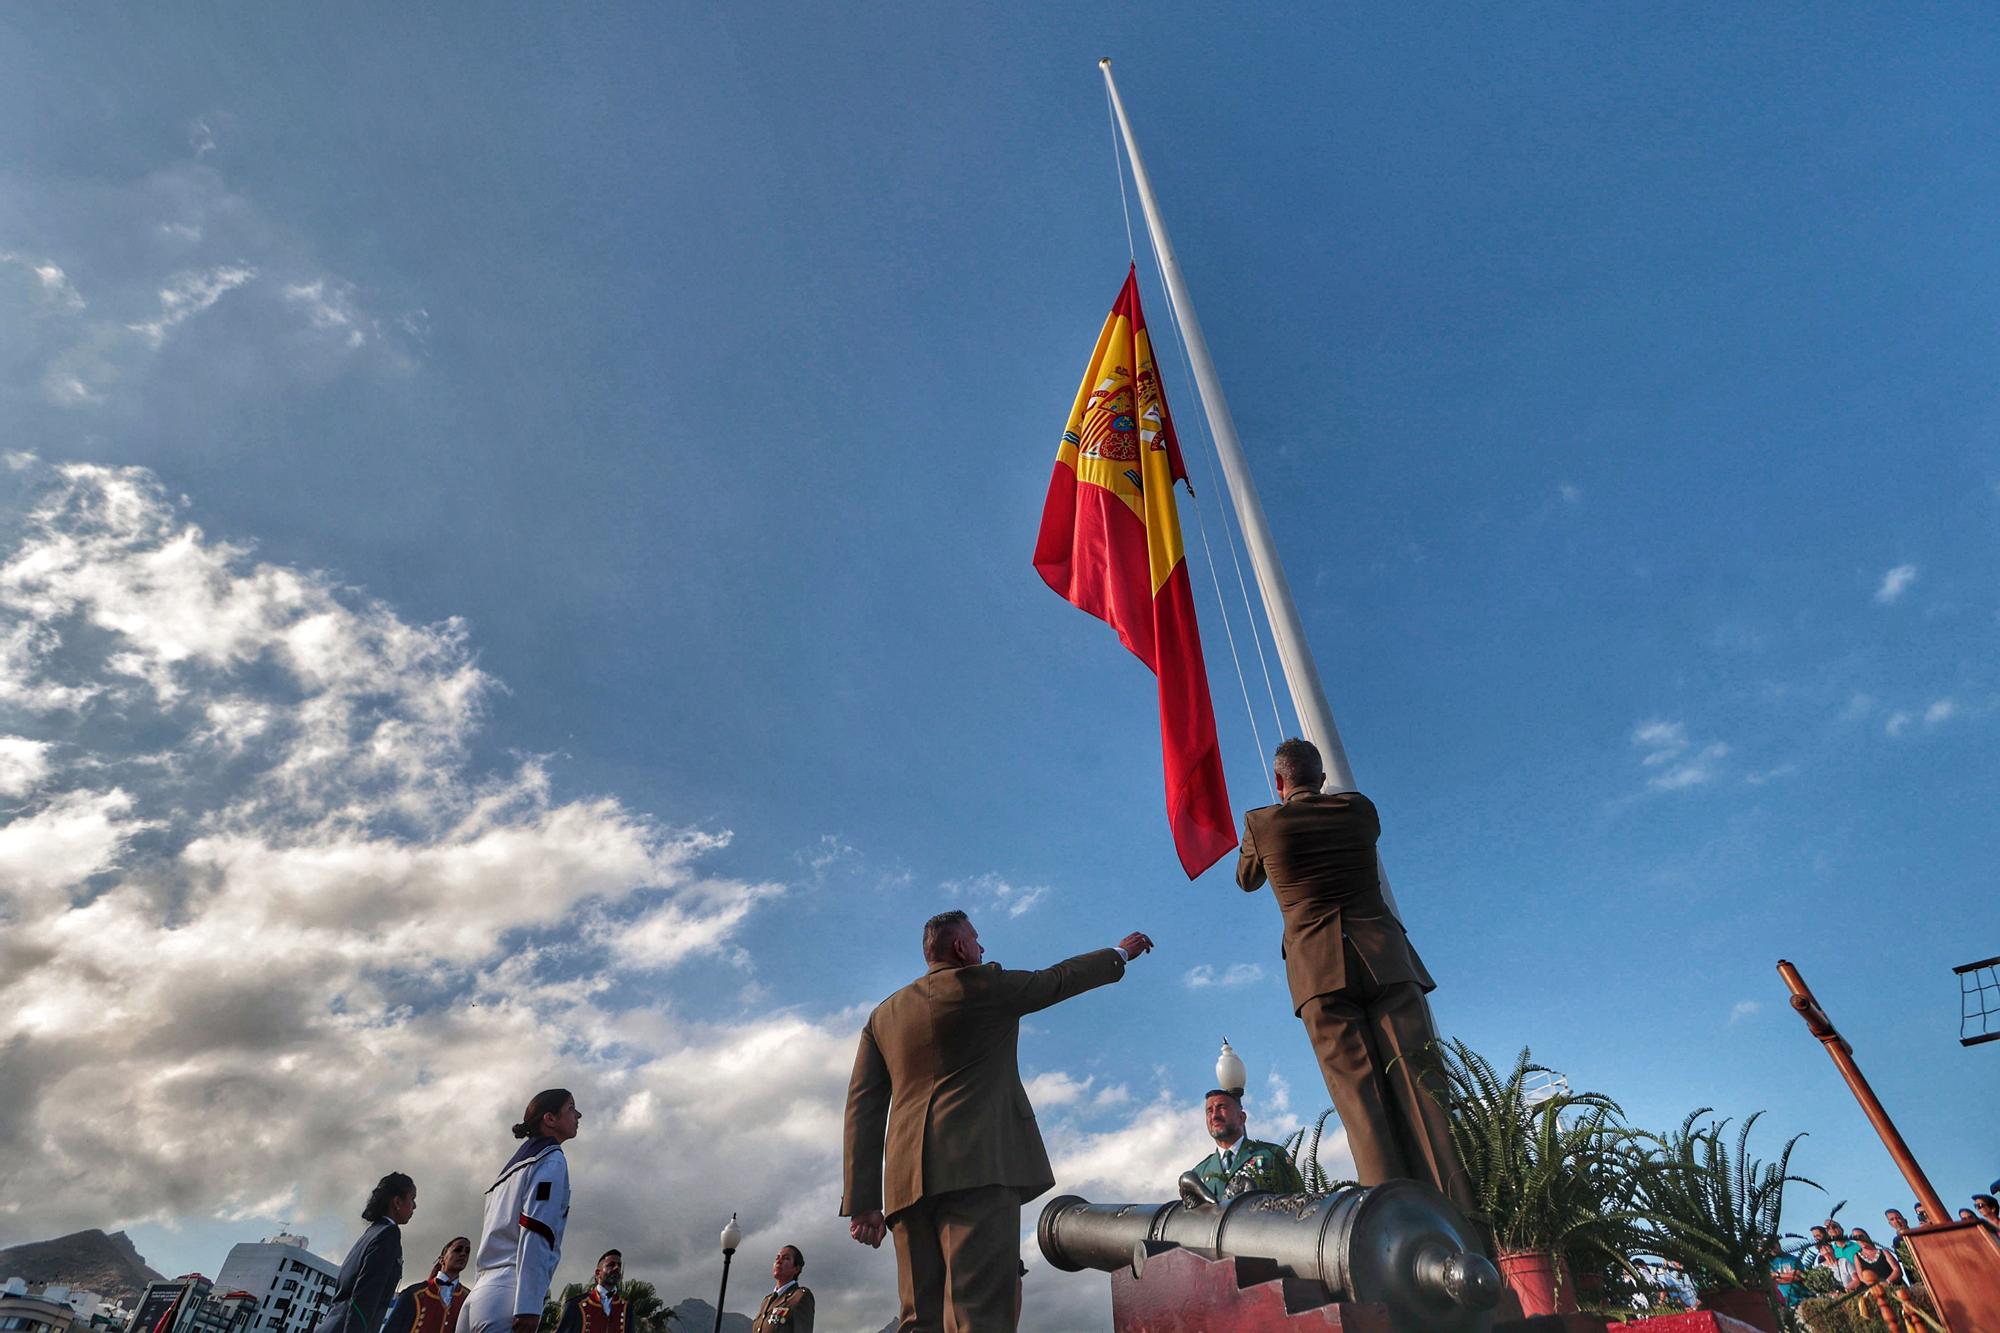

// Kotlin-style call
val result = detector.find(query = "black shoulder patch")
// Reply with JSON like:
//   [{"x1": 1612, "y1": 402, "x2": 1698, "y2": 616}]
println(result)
[{"x1": 535, "y1": 1181, "x2": 552, "y2": 1201}]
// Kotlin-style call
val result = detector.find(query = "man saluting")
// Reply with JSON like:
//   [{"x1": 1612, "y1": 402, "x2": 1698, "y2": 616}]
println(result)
[
  {"x1": 843, "y1": 910, "x2": 1153, "y2": 1333},
  {"x1": 1238, "y1": 738, "x2": 1472, "y2": 1213}
]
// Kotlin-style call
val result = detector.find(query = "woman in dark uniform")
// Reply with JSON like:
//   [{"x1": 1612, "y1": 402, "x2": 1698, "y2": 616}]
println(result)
[{"x1": 313, "y1": 1173, "x2": 416, "y2": 1333}]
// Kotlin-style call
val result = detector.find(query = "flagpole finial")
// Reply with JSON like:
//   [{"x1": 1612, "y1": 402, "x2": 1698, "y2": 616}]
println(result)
[{"x1": 1098, "y1": 57, "x2": 1112, "y2": 68}]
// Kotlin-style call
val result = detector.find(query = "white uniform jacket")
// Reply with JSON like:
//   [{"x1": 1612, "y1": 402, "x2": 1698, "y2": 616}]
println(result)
[{"x1": 462, "y1": 1140, "x2": 570, "y2": 1333}]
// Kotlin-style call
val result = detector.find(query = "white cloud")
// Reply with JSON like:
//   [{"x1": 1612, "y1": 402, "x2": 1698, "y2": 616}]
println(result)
[
  {"x1": 1, "y1": 252, "x2": 87, "y2": 312},
  {"x1": 6, "y1": 160, "x2": 424, "y2": 410},
  {"x1": 1631, "y1": 720, "x2": 1727, "y2": 790},
  {"x1": 127, "y1": 264, "x2": 257, "y2": 347},
  {"x1": 0, "y1": 787, "x2": 147, "y2": 911},
  {"x1": 0, "y1": 459, "x2": 894, "y2": 1315},
  {"x1": 1557, "y1": 482, "x2": 1582, "y2": 504},
  {"x1": 1729, "y1": 1000, "x2": 1761, "y2": 1024},
  {"x1": 1261, "y1": 1070, "x2": 1294, "y2": 1120},
  {"x1": 1649, "y1": 743, "x2": 1729, "y2": 790},
  {"x1": 189, "y1": 117, "x2": 217, "y2": 158},
  {"x1": 1183, "y1": 962, "x2": 1265, "y2": 989},
  {"x1": 42, "y1": 372, "x2": 104, "y2": 406},
  {"x1": 1023, "y1": 1071, "x2": 1097, "y2": 1108},
  {"x1": 1875, "y1": 563, "x2": 1918, "y2": 604},
  {"x1": 796, "y1": 832, "x2": 858, "y2": 880},
  {"x1": 1632, "y1": 720, "x2": 1688, "y2": 764},
  {"x1": 598, "y1": 875, "x2": 781, "y2": 972},
  {"x1": 1885, "y1": 711, "x2": 1912, "y2": 737},
  {"x1": 284, "y1": 279, "x2": 373, "y2": 348},
  {"x1": 0, "y1": 737, "x2": 53, "y2": 798},
  {"x1": 1923, "y1": 698, "x2": 1957, "y2": 726},
  {"x1": 944, "y1": 871, "x2": 1050, "y2": 919},
  {"x1": 1042, "y1": 1093, "x2": 1190, "y2": 1201}
]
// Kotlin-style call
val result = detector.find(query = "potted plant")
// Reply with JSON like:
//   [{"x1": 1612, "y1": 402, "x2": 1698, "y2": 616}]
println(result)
[
  {"x1": 1434, "y1": 1041, "x2": 1650, "y2": 1318},
  {"x1": 1282, "y1": 1107, "x2": 1352, "y2": 1195},
  {"x1": 1630, "y1": 1109, "x2": 1819, "y2": 1333}
]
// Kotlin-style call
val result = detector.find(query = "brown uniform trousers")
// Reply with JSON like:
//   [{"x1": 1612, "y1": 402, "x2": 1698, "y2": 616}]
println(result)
[
  {"x1": 842, "y1": 948, "x2": 1127, "y2": 1333},
  {"x1": 1239, "y1": 787, "x2": 1473, "y2": 1216}
]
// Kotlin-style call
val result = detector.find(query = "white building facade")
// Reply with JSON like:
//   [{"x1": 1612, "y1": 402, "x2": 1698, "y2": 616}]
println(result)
[
  {"x1": 0, "y1": 1278, "x2": 79, "y2": 1333},
  {"x1": 213, "y1": 1238, "x2": 336, "y2": 1333}
]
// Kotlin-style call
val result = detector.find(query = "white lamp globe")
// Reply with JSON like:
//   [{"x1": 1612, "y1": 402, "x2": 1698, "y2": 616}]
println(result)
[
  {"x1": 1216, "y1": 1039, "x2": 1247, "y2": 1097},
  {"x1": 720, "y1": 1213, "x2": 742, "y2": 1254}
]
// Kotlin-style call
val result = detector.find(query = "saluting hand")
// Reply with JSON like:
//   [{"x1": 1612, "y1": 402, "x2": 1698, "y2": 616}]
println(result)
[{"x1": 1119, "y1": 932, "x2": 1154, "y2": 960}]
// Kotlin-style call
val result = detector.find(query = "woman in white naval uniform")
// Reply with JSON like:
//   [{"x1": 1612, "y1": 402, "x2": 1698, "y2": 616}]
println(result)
[{"x1": 462, "y1": 1089, "x2": 582, "y2": 1333}]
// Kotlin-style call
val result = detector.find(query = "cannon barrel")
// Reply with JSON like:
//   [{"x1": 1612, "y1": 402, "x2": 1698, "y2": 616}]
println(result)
[{"x1": 1038, "y1": 1175, "x2": 1499, "y2": 1333}]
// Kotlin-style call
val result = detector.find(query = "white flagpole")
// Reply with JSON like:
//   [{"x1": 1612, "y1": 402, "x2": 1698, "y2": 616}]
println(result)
[{"x1": 1099, "y1": 58, "x2": 1406, "y2": 919}]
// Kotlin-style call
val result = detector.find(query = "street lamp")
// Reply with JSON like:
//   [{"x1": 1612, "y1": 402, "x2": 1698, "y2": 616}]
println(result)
[
  {"x1": 711, "y1": 1214, "x2": 741, "y2": 1333},
  {"x1": 1216, "y1": 1038, "x2": 1246, "y2": 1098}
]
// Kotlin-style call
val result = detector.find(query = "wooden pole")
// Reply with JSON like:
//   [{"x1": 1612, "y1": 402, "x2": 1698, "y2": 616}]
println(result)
[{"x1": 1775, "y1": 959, "x2": 1949, "y2": 1222}]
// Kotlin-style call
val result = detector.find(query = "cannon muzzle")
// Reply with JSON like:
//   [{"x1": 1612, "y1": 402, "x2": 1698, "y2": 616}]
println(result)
[{"x1": 1038, "y1": 1179, "x2": 1498, "y2": 1333}]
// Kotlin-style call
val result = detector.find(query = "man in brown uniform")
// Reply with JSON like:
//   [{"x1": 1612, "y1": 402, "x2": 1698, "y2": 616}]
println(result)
[
  {"x1": 842, "y1": 910, "x2": 1153, "y2": 1333},
  {"x1": 1237, "y1": 738, "x2": 1472, "y2": 1214},
  {"x1": 748, "y1": 1246, "x2": 812, "y2": 1332}
]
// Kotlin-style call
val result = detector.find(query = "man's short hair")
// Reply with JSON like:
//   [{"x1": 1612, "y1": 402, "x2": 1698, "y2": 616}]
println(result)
[
  {"x1": 1203, "y1": 1088, "x2": 1242, "y2": 1106},
  {"x1": 1976, "y1": 1194, "x2": 1998, "y2": 1207},
  {"x1": 1273, "y1": 738, "x2": 1324, "y2": 788},
  {"x1": 782, "y1": 1244, "x2": 804, "y2": 1272},
  {"x1": 923, "y1": 910, "x2": 969, "y2": 961}
]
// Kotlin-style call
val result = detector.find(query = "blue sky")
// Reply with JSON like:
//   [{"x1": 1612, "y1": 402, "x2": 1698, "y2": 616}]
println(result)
[{"x1": 1, "y1": 5, "x2": 1995, "y2": 1329}]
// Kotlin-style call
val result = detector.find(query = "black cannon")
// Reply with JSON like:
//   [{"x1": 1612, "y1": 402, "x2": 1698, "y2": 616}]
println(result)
[{"x1": 1037, "y1": 1173, "x2": 1500, "y2": 1333}]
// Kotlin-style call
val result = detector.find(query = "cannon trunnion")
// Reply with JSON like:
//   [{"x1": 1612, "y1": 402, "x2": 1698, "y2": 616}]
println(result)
[{"x1": 1037, "y1": 1175, "x2": 1499, "y2": 1333}]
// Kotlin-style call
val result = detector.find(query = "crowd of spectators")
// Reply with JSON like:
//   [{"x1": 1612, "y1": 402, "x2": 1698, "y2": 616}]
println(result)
[{"x1": 1761, "y1": 1184, "x2": 2000, "y2": 1327}]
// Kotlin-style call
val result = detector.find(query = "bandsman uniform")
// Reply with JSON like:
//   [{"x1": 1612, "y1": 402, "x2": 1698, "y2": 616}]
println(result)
[
  {"x1": 552, "y1": 1283, "x2": 625, "y2": 1333},
  {"x1": 381, "y1": 1273, "x2": 467, "y2": 1333}
]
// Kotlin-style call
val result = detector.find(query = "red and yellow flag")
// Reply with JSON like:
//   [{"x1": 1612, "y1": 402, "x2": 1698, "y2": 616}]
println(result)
[{"x1": 1034, "y1": 267, "x2": 1235, "y2": 878}]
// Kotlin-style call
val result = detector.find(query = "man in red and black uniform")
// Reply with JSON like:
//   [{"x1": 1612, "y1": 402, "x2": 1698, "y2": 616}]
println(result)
[
  {"x1": 383, "y1": 1237, "x2": 472, "y2": 1333},
  {"x1": 553, "y1": 1252, "x2": 627, "y2": 1333}
]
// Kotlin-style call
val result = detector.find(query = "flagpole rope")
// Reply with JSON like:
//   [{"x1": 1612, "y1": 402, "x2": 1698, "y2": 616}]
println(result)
[
  {"x1": 1106, "y1": 89, "x2": 1271, "y2": 795},
  {"x1": 1144, "y1": 240, "x2": 1294, "y2": 754},
  {"x1": 1104, "y1": 84, "x2": 1137, "y2": 261},
  {"x1": 1181, "y1": 464, "x2": 1274, "y2": 799}
]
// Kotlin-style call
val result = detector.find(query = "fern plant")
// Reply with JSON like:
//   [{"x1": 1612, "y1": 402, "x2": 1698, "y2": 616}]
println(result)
[
  {"x1": 1631, "y1": 1108, "x2": 1821, "y2": 1293},
  {"x1": 1433, "y1": 1040, "x2": 1649, "y2": 1276},
  {"x1": 1282, "y1": 1107, "x2": 1353, "y2": 1194}
]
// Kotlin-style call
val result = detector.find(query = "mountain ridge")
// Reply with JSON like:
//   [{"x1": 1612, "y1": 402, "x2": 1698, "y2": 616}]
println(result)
[{"x1": 0, "y1": 1230, "x2": 166, "y2": 1302}]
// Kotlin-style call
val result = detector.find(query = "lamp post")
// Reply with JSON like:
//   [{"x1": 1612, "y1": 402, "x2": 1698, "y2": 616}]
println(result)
[
  {"x1": 711, "y1": 1214, "x2": 741, "y2": 1333},
  {"x1": 1215, "y1": 1038, "x2": 1246, "y2": 1098}
]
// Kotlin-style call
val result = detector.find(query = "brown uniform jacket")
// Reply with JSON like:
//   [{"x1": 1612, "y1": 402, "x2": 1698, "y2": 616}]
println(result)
[
  {"x1": 1237, "y1": 788, "x2": 1434, "y2": 1014},
  {"x1": 841, "y1": 948, "x2": 1127, "y2": 1219},
  {"x1": 748, "y1": 1284, "x2": 812, "y2": 1332}
]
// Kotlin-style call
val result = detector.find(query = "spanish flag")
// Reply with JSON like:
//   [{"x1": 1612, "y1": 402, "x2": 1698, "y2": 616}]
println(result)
[{"x1": 1035, "y1": 267, "x2": 1235, "y2": 878}]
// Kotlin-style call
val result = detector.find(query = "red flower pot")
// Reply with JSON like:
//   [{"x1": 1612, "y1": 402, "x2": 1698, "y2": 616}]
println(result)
[{"x1": 1498, "y1": 1250, "x2": 1579, "y2": 1316}]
